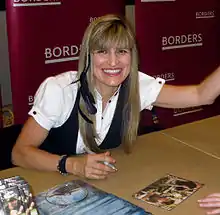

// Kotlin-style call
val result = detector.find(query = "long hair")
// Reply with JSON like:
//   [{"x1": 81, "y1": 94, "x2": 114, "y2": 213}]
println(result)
[{"x1": 77, "y1": 14, "x2": 140, "y2": 153}]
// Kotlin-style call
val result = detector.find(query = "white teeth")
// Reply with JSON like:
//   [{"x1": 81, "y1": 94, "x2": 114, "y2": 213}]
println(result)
[{"x1": 103, "y1": 69, "x2": 121, "y2": 74}]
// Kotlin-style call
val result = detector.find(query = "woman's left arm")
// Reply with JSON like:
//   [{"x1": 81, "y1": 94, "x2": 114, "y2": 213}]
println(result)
[{"x1": 155, "y1": 66, "x2": 220, "y2": 108}]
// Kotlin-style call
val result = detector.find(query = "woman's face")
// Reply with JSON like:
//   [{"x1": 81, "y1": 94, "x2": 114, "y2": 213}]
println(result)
[{"x1": 92, "y1": 47, "x2": 131, "y2": 94}]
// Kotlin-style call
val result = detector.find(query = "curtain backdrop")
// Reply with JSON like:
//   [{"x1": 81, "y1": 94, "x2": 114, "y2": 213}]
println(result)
[{"x1": 136, "y1": 0, "x2": 220, "y2": 129}]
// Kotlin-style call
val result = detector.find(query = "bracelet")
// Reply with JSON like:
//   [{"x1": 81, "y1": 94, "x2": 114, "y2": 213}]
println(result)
[{"x1": 57, "y1": 155, "x2": 69, "y2": 176}]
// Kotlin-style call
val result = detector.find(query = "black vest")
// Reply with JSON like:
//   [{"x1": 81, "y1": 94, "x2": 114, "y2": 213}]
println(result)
[{"x1": 40, "y1": 83, "x2": 126, "y2": 155}]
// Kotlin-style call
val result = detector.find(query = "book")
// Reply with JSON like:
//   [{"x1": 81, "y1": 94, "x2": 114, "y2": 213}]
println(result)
[
  {"x1": 133, "y1": 174, "x2": 204, "y2": 211},
  {"x1": 35, "y1": 180, "x2": 152, "y2": 215},
  {"x1": 0, "y1": 176, "x2": 38, "y2": 215}
]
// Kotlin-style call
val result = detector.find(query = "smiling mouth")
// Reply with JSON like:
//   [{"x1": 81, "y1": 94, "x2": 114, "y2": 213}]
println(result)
[{"x1": 103, "y1": 69, "x2": 121, "y2": 75}]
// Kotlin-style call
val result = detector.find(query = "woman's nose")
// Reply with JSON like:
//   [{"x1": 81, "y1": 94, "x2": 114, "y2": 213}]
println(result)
[{"x1": 108, "y1": 52, "x2": 119, "y2": 66}]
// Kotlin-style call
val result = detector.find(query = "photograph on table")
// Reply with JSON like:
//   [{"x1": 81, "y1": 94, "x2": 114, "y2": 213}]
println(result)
[{"x1": 133, "y1": 174, "x2": 204, "y2": 211}]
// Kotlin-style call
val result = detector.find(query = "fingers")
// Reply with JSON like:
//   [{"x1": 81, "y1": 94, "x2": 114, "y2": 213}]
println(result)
[
  {"x1": 87, "y1": 152, "x2": 117, "y2": 173},
  {"x1": 71, "y1": 152, "x2": 117, "y2": 179},
  {"x1": 92, "y1": 151, "x2": 116, "y2": 164},
  {"x1": 198, "y1": 194, "x2": 220, "y2": 206},
  {"x1": 207, "y1": 194, "x2": 220, "y2": 198},
  {"x1": 198, "y1": 194, "x2": 220, "y2": 214},
  {"x1": 84, "y1": 167, "x2": 109, "y2": 179},
  {"x1": 206, "y1": 208, "x2": 220, "y2": 215},
  {"x1": 199, "y1": 201, "x2": 220, "y2": 208}
]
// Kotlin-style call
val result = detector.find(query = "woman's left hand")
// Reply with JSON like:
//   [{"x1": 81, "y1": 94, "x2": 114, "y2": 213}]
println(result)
[{"x1": 198, "y1": 193, "x2": 220, "y2": 214}]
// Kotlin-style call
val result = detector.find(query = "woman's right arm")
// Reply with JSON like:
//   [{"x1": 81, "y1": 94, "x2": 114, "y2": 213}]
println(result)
[
  {"x1": 12, "y1": 117, "x2": 116, "y2": 179},
  {"x1": 12, "y1": 116, "x2": 60, "y2": 172}
]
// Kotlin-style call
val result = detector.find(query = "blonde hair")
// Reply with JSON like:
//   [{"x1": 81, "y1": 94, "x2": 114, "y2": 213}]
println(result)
[{"x1": 77, "y1": 14, "x2": 140, "y2": 153}]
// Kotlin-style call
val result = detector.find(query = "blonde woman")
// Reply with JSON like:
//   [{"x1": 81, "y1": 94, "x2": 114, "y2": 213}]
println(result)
[{"x1": 12, "y1": 14, "x2": 220, "y2": 179}]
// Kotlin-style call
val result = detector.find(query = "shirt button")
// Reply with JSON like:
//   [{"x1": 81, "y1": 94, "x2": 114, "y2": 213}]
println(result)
[
  {"x1": 159, "y1": 81, "x2": 162, "y2": 84},
  {"x1": 109, "y1": 100, "x2": 111, "y2": 103},
  {"x1": 33, "y1": 111, "x2": 37, "y2": 115},
  {"x1": 101, "y1": 117, "x2": 103, "y2": 120}
]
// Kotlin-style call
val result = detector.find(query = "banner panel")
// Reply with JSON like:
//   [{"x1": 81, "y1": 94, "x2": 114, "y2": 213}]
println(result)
[
  {"x1": 7, "y1": 0, "x2": 125, "y2": 124},
  {"x1": 136, "y1": 0, "x2": 220, "y2": 129}
]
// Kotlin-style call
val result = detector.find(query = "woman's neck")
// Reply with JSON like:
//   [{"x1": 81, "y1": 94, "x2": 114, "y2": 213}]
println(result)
[
  {"x1": 95, "y1": 83, "x2": 118, "y2": 101},
  {"x1": 95, "y1": 85, "x2": 118, "y2": 111}
]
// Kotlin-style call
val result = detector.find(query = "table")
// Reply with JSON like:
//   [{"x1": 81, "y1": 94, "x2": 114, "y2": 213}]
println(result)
[
  {"x1": 0, "y1": 131, "x2": 219, "y2": 215},
  {"x1": 163, "y1": 115, "x2": 220, "y2": 160}
]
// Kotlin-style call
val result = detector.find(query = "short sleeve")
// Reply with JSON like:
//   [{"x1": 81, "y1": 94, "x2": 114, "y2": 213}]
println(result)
[
  {"x1": 28, "y1": 77, "x2": 63, "y2": 130},
  {"x1": 139, "y1": 72, "x2": 165, "y2": 110}
]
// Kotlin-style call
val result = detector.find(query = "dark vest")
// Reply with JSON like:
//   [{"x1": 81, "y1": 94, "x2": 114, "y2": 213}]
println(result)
[{"x1": 40, "y1": 83, "x2": 126, "y2": 155}]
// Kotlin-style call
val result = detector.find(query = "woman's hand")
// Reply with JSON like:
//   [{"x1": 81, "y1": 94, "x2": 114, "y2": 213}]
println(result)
[
  {"x1": 198, "y1": 193, "x2": 220, "y2": 214},
  {"x1": 67, "y1": 151, "x2": 117, "y2": 179}
]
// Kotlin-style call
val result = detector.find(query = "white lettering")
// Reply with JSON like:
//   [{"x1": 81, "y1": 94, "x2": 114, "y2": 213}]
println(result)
[
  {"x1": 44, "y1": 44, "x2": 80, "y2": 64},
  {"x1": 162, "y1": 34, "x2": 203, "y2": 46},
  {"x1": 45, "y1": 48, "x2": 52, "y2": 59},
  {"x1": 13, "y1": 0, "x2": 61, "y2": 7},
  {"x1": 28, "y1": 96, "x2": 34, "y2": 105},
  {"x1": 154, "y1": 72, "x2": 175, "y2": 81},
  {"x1": 89, "y1": 17, "x2": 98, "y2": 23},
  {"x1": 162, "y1": 33, "x2": 203, "y2": 50},
  {"x1": 173, "y1": 106, "x2": 203, "y2": 116},
  {"x1": 53, "y1": 47, "x2": 62, "y2": 58},
  {"x1": 196, "y1": 11, "x2": 215, "y2": 18},
  {"x1": 45, "y1": 45, "x2": 80, "y2": 59},
  {"x1": 14, "y1": 0, "x2": 59, "y2": 2}
]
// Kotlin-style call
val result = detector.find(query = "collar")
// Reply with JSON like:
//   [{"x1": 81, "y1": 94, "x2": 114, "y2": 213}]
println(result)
[{"x1": 95, "y1": 85, "x2": 121, "y2": 101}]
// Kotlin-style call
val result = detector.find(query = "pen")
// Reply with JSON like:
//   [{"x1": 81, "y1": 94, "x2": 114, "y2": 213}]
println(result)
[{"x1": 83, "y1": 147, "x2": 117, "y2": 171}]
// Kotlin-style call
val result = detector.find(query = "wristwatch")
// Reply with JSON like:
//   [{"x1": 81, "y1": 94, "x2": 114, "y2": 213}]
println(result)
[{"x1": 57, "y1": 155, "x2": 69, "y2": 176}]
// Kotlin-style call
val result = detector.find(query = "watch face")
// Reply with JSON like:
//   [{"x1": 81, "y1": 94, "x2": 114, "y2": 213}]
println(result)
[{"x1": 45, "y1": 181, "x2": 88, "y2": 206}]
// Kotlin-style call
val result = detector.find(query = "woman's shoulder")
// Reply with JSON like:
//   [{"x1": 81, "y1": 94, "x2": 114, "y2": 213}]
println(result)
[
  {"x1": 138, "y1": 71, "x2": 155, "y2": 80},
  {"x1": 48, "y1": 71, "x2": 78, "y2": 88}
]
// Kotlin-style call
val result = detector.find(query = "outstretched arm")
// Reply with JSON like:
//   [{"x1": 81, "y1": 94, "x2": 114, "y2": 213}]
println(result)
[{"x1": 154, "y1": 66, "x2": 220, "y2": 108}]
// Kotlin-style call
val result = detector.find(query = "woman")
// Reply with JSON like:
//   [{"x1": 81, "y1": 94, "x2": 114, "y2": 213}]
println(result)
[
  {"x1": 198, "y1": 194, "x2": 220, "y2": 214},
  {"x1": 12, "y1": 14, "x2": 220, "y2": 179}
]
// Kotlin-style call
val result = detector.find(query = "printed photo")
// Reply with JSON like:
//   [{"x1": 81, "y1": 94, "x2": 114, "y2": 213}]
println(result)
[{"x1": 133, "y1": 174, "x2": 204, "y2": 211}]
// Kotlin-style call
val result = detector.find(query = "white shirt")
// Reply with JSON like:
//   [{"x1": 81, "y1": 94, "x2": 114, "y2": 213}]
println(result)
[{"x1": 29, "y1": 71, "x2": 165, "y2": 154}]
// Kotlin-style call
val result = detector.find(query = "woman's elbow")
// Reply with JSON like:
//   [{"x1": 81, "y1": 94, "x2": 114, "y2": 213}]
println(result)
[
  {"x1": 199, "y1": 96, "x2": 215, "y2": 106},
  {"x1": 11, "y1": 144, "x2": 25, "y2": 167}
]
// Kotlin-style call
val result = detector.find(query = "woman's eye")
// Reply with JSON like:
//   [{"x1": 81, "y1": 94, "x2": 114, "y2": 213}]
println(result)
[
  {"x1": 118, "y1": 49, "x2": 129, "y2": 54},
  {"x1": 96, "y1": 50, "x2": 107, "y2": 54}
]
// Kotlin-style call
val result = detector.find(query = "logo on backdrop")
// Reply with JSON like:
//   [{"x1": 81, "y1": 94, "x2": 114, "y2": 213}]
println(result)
[
  {"x1": 13, "y1": 0, "x2": 61, "y2": 7},
  {"x1": 153, "y1": 72, "x2": 175, "y2": 82},
  {"x1": 173, "y1": 106, "x2": 203, "y2": 116},
  {"x1": 196, "y1": 11, "x2": 215, "y2": 19},
  {"x1": 44, "y1": 44, "x2": 81, "y2": 64},
  {"x1": 89, "y1": 17, "x2": 98, "y2": 23},
  {"x1": 162, "y1": 33, "x2": 203, "y2": 51},
  {"x1": 141, "y1": 0, "x2": 175, "y2": 2},
  {"x1": 28, "y1": 96, "x2": 34, "y2": 106}
]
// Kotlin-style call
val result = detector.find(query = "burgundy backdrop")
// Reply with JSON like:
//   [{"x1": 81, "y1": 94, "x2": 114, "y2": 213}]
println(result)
[
  {"x1": 136, "y1": 0, "x2": 220, "y2": 129},
  {"x1": 7, "y1": 0, "x2": 125, "y2": 124}
]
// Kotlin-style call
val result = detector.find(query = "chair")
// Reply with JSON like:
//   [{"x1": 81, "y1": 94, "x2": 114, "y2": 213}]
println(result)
[
  {"x1": 0, "y1": 124, "x2": 22, "y2": 170},
  {"x1": 138, "y1": 108, "x2": 164, "y2": 136}
]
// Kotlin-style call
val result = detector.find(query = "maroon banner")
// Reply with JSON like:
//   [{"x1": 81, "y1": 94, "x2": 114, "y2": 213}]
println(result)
[
  {"x1": 7, "y1": 0, "x2": 125, "y2": 124},
  {"x1": 136, "y1": 0, "x2": 220, "y2": 129}
]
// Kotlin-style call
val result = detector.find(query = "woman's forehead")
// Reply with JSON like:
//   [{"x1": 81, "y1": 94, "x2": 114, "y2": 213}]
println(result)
[{"x1": 91, "y1": 38, "x2": 132, "y2": 50}]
